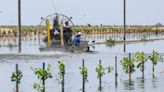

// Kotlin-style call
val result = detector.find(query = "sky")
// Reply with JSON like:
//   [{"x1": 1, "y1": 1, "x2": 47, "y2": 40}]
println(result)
[{"x1": 0, "y1": 0, "x2": 164, "y2": 26}]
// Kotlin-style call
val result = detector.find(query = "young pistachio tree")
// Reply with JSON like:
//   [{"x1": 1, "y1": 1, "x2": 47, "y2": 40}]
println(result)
[
  {"x1": 134, "y1": 51, "x2": 147, "y2": 79},
  {"x1": 79, "y1": 59, "x2": 88, "y2": 92},
  {"x1": 58, "y1": 61, "x2": 65, "y2": 82},
  {"x1": 11, "y1": 64, "x2": 23, "y2": 92},
  {"x1": 58, "y1": 61, "x2": 65, "y2": 92},
  {"x1": 96, "y1": 60, "x2": 112, "y2": 90},
  {"x1": 149, "y1": 51, "x2": 163, "y2": 78},
  {"x1": 32, "y1": 63, "x2": 52, "y2": 92},
  {"x1": 121, "y1": 53, "x2": 135, "y2": 83},
  {"x1": 80, "y1": 65, "x2": 88, "y2": 81}
]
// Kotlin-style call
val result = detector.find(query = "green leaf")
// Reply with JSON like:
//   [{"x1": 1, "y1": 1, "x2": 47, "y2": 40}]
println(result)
[
  {"x1": 11, "y1": 70, "x2": 23, "y2": 84},
  {"x1": 148, "y1": 51, "x2": 163, "y2": 65},
  {"x1": 96, "y1": 64, "x2": 105, "y2": 78},
  {"x1": 80, "y1": 66, "x2": 88, "y2": 80},
  {"x1": 32, "y1": 64, "x2": 52, "y2": 92},
  {"x1": 121, "y1": 56, "x2": 135, "y2": 74}
]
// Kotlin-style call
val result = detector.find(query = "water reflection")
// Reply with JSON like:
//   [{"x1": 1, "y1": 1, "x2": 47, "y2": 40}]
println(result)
[
  {"x1": 86, "y1": 32, "x2": 164, "y2": 43},
  {"x1": 122, "y1": 80, "x2": 135, "y2": 90},
  {"x1": 0, "y1": 32, "x2": 164, "y2": 53},
  {"x1": 0, "y1": 36, "x2": 39, "y2": 53},
  {"x1": 0, "y1": 51, "x2": 164, "y2": 92},
  {"x1": 136, "y1": 77, "x2": 145, "y2": 89},
  {"x1": 124, "y1": 43, "x2": 126, "y2": 52},
  {"x1": 106, "y1": 43, "x2": 116, "y2": 48},
  {"x1": 152, "y1": 77, "x2": 158, "y2": 88},
  {"x1": 97, "y1": 86, "x2": 104, "y2": 92}
]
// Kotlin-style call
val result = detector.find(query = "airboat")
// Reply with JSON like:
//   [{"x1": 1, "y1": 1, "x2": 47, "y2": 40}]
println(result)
[{"x1": 38, "y1": 13, "x2": 90, "y2": 52}]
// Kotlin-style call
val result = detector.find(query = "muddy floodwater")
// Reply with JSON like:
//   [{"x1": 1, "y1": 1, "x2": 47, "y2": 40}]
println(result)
[{"x1": 1, "y1": 33, "x2": 164, "y2": 92}]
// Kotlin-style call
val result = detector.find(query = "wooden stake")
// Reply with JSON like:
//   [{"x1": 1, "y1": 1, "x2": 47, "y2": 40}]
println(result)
[
  {"x1": 18, "y1": 0, "x2": 21, "y2": 53},
  {"x1": 99, "y1": 59, "x2": 102, "y2": 91},
  {"x1": 82, "y1": 59, "x2": 85, "y2": 92},
  {"x1": 115, "y1": 56, "x2": 118, "y2": 87},
  {"x1": 129, "y1": 53, "x2": 131, "y2": 83},
  {"x1": 42, "y1": 62, "x2": 45, "y2": 92},
  {"x1": 16, "y1": 64, "x2": 19, "y2": 92}
]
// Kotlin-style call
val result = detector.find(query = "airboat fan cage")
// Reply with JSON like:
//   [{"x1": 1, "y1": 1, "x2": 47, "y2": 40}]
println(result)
[{"x1": 37, "y1": 13, "x2": 74, "y2": 47}]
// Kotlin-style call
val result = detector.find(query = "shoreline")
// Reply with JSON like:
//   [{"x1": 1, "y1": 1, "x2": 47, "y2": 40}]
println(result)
[{"x1": 0, "y1": 26, "x2": 164, "y2": 37}]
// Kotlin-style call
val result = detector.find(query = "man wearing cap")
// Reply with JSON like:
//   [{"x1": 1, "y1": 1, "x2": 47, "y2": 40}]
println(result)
[{"x1": 73, "y1": 32, "x2": 82, "y2": 46}]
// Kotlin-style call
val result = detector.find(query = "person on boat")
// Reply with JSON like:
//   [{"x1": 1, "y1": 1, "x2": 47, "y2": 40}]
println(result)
[
  {"x1": 52, "y1": 15, "x2": 60, "y2": 40},
  {"x1": 65, "y1": 21, "x2": 69, "y2": 27},
  {"x1": 73, "y1": 32, "x2": 81, "y2": 46},
  {"x1": 53, "y1": 15, "x2": 59, "y2": 30},
  {"x1": 76, "y1": 32, "x2": 81, "y2": 37}
]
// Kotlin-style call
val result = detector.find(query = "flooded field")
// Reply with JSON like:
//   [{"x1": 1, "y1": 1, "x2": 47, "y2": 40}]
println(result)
[{"x1": 0, "y1": 33, "x2": 164, "y2": 92}]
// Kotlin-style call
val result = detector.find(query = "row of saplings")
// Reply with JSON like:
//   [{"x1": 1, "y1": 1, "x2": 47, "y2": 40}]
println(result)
[{"x1": 11, "y1": 50, "x2": 163, "y2": 92}]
